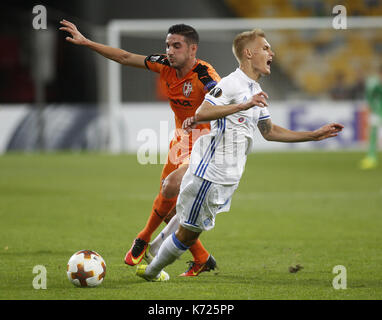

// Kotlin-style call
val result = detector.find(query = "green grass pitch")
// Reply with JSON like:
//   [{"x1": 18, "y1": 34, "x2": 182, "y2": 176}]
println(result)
[{"x1": 0, "y1": 151, "x2": 381, "y2": 300}]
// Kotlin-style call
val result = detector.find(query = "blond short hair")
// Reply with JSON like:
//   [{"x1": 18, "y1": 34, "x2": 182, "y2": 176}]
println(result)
[{"x1": 232, "y1": 29, "x2": 265, "y2": 63}]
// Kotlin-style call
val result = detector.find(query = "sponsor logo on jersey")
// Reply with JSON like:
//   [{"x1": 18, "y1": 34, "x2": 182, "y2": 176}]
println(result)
[
  {"x1": 183, "y1": 81, "x2": 193, "y2": 97},
  {"x1": 210, "y1": 87, "x2": 222, "y2": 98},
  {"x1": 169, "y1": 98, "x2": 192, "y2": 107}
]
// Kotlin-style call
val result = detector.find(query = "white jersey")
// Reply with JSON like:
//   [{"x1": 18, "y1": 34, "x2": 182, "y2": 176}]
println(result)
[{"x1": 189, "y1": 68, "x2": 271, "y2": 185}]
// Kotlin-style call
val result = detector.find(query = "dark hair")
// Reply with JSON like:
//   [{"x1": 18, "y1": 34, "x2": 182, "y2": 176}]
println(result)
[{"x1": 168, "y1": 24, "x2": 199, "y2": 45}]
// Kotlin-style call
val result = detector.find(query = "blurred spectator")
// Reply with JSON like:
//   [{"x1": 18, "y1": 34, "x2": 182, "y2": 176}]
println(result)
[
  {"x1": 365, "y1": 0, "x2": 380, "y2": 9},
  {"x1": 0, "y1": 35, "x2": 35, "y2": 103},
  {"x1": 349, "y1": 72, "x2": 365, "y2": 100},
  {"x1": 330, "y1": 72, "x2": 351, "y2": 100}
]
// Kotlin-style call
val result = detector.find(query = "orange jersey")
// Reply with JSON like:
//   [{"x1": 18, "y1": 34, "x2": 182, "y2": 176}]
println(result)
[
  {"x1": 144, "y1": 54, "x2": 220, "y2": 131},
  {"x1": 145, "y1": 54, "x2": 220, "y2": 170}
]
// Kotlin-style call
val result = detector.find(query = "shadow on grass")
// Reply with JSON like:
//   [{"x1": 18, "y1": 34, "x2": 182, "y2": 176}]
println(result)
[{"x1": 208, "y1": 273, "x2": 382, "y2": 289}]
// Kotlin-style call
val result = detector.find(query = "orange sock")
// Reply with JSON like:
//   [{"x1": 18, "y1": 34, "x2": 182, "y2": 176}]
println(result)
[
  {"x1": 137, "y1": 192, "x2": 177, "y2": 243},
  {"x1": 189, "y1": 240, "x2": 210, "y2": 264}
]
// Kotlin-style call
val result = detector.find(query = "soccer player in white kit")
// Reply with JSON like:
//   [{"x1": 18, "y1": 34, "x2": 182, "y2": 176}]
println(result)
[{"x1": 137, "y1": 29, "x2": 344, "y2": 281}]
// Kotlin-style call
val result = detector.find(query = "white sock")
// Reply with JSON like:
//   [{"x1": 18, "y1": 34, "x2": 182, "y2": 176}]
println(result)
[
  {"x1": 149, "y1": 214, "x2": 180, "y2": 257},
  {"x1": 145, "y1": 232, "x2": 188, "y2": 279}
]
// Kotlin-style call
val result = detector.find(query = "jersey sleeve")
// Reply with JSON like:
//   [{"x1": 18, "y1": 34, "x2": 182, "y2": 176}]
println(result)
[
  {"x1": 203, "y1": 77, "x2": 235, "y2": 106},
  {"x1": 144, "y1": 54, "x2": 170, "y2": 73},
  {"x1": 258, "y1": 107, "x2": 271, "y2": 121},
  {"x1": 192, "y1": 63, "x2": 221, "y2": 93}
]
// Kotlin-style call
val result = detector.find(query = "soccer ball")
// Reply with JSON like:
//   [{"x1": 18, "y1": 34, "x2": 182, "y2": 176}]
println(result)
[{"x1": 66, "y1": 250, "x2": 106, "y2": 287}]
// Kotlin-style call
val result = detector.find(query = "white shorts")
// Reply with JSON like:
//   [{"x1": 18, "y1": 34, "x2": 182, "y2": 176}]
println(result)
[{"x1": 177, "y1": 168, "x2": 238, "y2": 232}]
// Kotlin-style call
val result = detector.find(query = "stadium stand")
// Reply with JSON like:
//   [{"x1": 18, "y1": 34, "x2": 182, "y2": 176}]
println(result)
[{"x1": 226, "y1": 0, "x2": 382, "y2": 98}]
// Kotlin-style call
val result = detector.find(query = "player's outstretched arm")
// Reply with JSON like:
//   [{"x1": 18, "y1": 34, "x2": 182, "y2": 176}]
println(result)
[
  {"x1": 258, "y1": 119, "x2": 344, "y2": 142},
  {"x1": 196, "y1": 91, "x2": 268, "y2": 121},
  {"x1": 59, "y1": 19, "x2": 146, "y2": 68},
  {"x1": 182, "y1": 91, "x2": 269, "y2": 132}
]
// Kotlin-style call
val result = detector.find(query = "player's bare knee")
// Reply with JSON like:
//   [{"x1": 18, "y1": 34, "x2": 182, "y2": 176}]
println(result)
[
  {"x1": 161, "y1": 165, "x2": 188, "y2": 199},
  {"x1": 161, "y1": 176, "x2": 180, "y2": 199}
]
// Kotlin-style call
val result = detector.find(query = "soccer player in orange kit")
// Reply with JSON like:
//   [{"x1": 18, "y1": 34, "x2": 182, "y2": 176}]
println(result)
[{"x1": 60, "y1": 20, "x2": 220, "y2": 276}]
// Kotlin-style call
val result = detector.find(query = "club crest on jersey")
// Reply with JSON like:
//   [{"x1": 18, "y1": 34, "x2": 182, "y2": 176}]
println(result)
[
  {"x1": 238, "y1": 117, "x2": 246, "y2": 123},
  {"x1": 183, "y1": 81, "x2": 193, "y2": 97}
]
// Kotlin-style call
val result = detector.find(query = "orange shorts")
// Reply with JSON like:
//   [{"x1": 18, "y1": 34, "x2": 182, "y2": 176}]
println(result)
[
  {"x1": 159, "y1": 127, "x2": 210, "y2": 189},
  {"x1": 159, "y1": 138, "x2": 191, "y2": 187}
]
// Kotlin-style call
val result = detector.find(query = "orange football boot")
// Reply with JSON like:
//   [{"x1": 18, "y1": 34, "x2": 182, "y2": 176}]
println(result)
[
  {"x1": 180, "y1": 255, "x2": 218, "y2": 277},
  {"x1": 124, "y1": 238, "x2": 148, "y2": 266}
]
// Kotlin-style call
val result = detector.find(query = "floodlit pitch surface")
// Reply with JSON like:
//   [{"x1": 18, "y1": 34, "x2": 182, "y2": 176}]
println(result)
[{"x1": 0, "y1": 152, "x2": 381, "y2": 300}]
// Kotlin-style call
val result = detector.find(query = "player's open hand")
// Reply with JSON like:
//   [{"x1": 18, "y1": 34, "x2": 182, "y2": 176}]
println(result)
[
  {"x1": 312, "y1": 123, "x2": 344, "y2": 141},
  {"x1": 240, "y1": 91, "x2": 269, "y2": 110},
  {"x1": 59, "y1": 19, "x2": 87, "y2": 45},
  {"x1": 182, "y1": 116, "x2": 197, "y2": 134}
]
